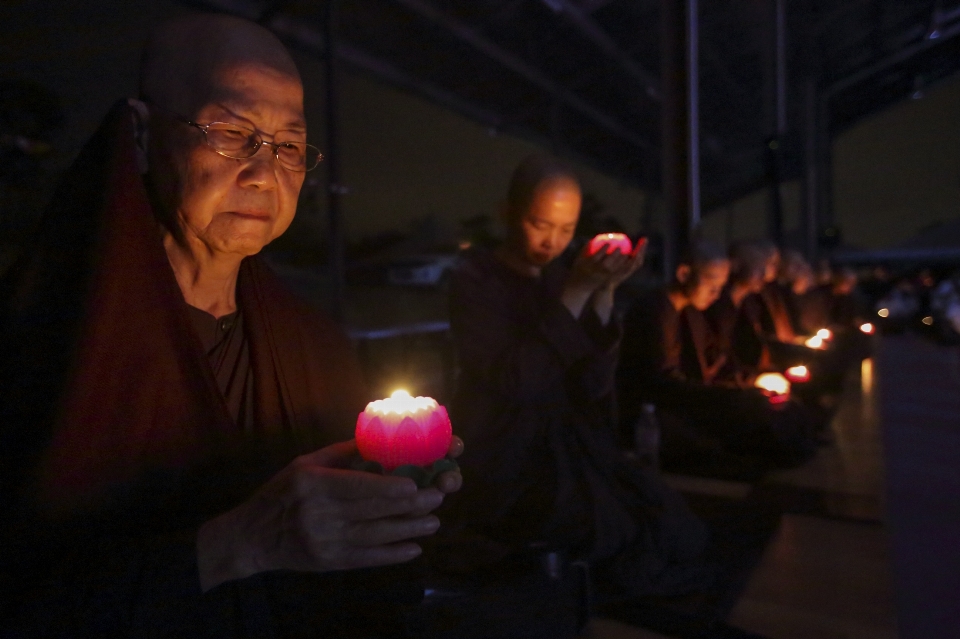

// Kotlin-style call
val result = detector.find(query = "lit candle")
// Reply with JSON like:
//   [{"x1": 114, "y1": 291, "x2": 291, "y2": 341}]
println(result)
[
  {"x1": 804, "y1": 335, "x2": 825, "y2": 349},
  {"x1": 785, "y1": 365, "x2": 811, "y2": 383},
  {"x1": 754, "y1": 372, "x2": 791, "y2": 404},
  {"x1": 588, "y1": 232, "x2": 633, "y2": 256},
  {"x1": 355, "y1": 390, "x2": 452, "y2": 472},
  {"x1": 816, "y1": 328, "x2": 833, "y2": 341},
  {"x1": 860, "y1": 322, "x2": 875, "y2": 334}
]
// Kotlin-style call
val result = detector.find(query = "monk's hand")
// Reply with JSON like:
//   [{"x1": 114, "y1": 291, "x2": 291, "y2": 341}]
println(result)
[
  {"x1": 603, "y1": 237, "x2": 647, "y2": 290},
  {"x1": 563, "y1": 244, "x2": 631, "y2": 318},
  {"x1": 435, "y1": 435, "x2": 464, "y2": 494},
  {"x1": 196, "y1": 440, "x2": 446, "y2": 592},
  {"x1": 567, "y1": 243, "x2": 629, "y2": 290}
]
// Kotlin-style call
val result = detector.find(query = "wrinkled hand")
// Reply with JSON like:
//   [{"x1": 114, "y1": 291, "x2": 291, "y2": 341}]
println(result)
[{"x1": 196, "y1": 437, "x2": 464, "y2": 592}]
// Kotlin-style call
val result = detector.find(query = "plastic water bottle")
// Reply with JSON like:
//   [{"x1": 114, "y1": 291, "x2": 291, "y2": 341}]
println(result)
[{"x1": 634, "y1": 403, "x2": 661, "y2": 472}]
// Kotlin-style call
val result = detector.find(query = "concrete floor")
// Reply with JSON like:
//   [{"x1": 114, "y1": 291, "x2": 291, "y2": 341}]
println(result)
[{"x1": 588, "y1": 358, "x2": 898, "y2": 639}]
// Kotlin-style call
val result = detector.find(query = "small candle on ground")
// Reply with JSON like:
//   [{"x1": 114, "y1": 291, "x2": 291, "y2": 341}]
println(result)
[
  {"x1": 755, "y1": 372, "x2": 791, "y2": 404},
  {"x1": 355, "y1": 390, "x2": 452, "y2": 472}
]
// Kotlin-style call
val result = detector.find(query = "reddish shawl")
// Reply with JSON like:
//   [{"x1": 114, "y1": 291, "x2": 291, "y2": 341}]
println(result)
[{"x1": 0, "y1": 100, "x2": 367, "y2": 533}]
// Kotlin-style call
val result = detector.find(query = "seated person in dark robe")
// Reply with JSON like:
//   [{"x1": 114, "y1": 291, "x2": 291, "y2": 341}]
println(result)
[
  {"x1": 440, "y1": 155, "x2": 713, "y2": 612},
  {"x1": 779, "y1": 250, "x2": 829, "y2": 336},
  {"x1": 0, "y1": 15, "x2": 461, "y2": 638},
  {"x1": 734, "y1": 241, "x2": 815, "y2": 369},
  {"x1": 707, "y1": 242, "x2": 770, "y2": 382},
  {"x1": 829, "y1": 267, "x2": 863, "y2": 328},
  {"x1": 619, "y1": 241, "x2": 816, "y2": 477}
]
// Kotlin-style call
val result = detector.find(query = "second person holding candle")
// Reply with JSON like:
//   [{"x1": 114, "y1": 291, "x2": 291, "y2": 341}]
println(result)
[{"x1": 436, "y1": 155, "x2": 716, "y2": 617}]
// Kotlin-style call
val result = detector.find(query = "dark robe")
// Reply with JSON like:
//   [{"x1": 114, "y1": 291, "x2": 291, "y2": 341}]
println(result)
[
  {"x1": 0, "y1": 102, "x2": 411, "y2": 638},
  {"x1": 758, "y1": 283, "x2": 796, "y2": 343},
  {"x1": 705, "y1": 291, "x2": 768, "y2": 382},
  {"x1": 440, "y1": 249, "x2": 708, "y2": 599},
  {"x1": 618, "y1": 290, "x2": 745, "y2": 426},
  {"x1": 618, "y1": 289, "x2": 815, "y2": 475},
  {"x1": 790, "y1": 286, "x2": 832, "y2": 336}
]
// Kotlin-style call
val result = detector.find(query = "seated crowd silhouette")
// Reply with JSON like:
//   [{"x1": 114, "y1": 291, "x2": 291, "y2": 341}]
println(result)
[
  {"x1": 0, "y1": 22, "x2": 870, "y2": 634},
  {"x1": 424, "y1": 155, "x2": 869, "y2": 638}
]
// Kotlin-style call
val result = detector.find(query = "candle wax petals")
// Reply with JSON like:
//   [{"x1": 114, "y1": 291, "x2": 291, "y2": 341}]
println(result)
[{"x1": 422, "y1": 406, "x2": 453, "y2": 464}]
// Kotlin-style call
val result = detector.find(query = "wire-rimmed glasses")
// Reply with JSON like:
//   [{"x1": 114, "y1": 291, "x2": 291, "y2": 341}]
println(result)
[{"x1": 150, "y1": 103, "x2": 323, "y2": 172}]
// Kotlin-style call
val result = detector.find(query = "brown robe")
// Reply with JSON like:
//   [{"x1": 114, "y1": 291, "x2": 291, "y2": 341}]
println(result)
[
  {"x1": 0, "y1": 102, "x2": 397, "y2": 637},
  {"x1": 440, "y1": 249, "x2": 707, "y2": 598},
  {"x1": 758, "y1": 283, "x2": 796, "y2": 342}
]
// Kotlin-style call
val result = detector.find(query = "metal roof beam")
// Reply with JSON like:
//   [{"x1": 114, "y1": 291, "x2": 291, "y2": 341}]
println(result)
[
  {"x1": 827, "y1": 15, "x2": 960, "y2": 96},
  {"x1": 391, "y1": 0, "x2": 655, "y2": 151},
  {"x1": 549, "y1": 0, "x2": 662, "y2": 101}
]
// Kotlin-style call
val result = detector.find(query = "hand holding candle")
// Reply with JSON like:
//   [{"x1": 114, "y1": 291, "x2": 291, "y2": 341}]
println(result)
[
  {"x1": 588, "y1": 232, "x2": 633, "y2": 256},
  {"x1": 356, "y1": 390, "x2": 453, "y2": 473}
]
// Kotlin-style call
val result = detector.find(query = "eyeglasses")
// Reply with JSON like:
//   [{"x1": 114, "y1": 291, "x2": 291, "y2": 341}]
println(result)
[{"x1": 151, "y1": 104, "x2": 323, "y2": 172}]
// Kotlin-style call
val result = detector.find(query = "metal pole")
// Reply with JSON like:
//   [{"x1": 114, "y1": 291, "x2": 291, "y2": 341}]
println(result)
[
  {"x1": 686, "y1": 0, "x2": 701, "y2": 233},
  {"x1": 775, "y1": 0, "x2": 787, "y2": 136},
  {"x1": 764, "y1": 0, "x2": 786, "y2": 247},
  {"x1": 802, "y1": 76, "x2": 818, "y2": 260},
  {"x1": 661, "y1": 0, "x2": 683, "y2": 280},
  {"x1": 818, "y1": 94, "x2": 833, "y2": 236},
  {"x1": 325, "y1": 0, "x2": 346, "y2": 322}
]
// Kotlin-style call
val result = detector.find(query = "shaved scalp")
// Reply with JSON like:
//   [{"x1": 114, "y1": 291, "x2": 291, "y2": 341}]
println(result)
[
  {"x1": 139, "y1": 13, "x2": 301, "y2": 116},
  {"x1": 678, "y1": 239, "x2": 727, "y2": 270},
  {"x1": 728, "y1": 240, "x2": 767, "y2": 284},
  {"x1": 505, "y1": 154, "x2": 580, "y2": 221}
]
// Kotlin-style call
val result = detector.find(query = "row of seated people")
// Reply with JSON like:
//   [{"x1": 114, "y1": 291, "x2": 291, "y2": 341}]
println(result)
[
  {"x1": 425, "y1": 155, "x2": 877, "y2": 637},
  {"x1": 0, "y1": 15, "x2": 864, "y2": 634},
  {"x1": 616, "y1": 241, "x2": 867, "y2": 479}
]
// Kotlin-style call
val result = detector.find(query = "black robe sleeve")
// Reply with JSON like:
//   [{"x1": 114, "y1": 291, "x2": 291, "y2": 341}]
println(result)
[
  {"x1": 618, "y1": 290, "x2": 742, "y2": 424},
  {"x1": 450, "y1": 253, "x2": 616, "y2": 407}
]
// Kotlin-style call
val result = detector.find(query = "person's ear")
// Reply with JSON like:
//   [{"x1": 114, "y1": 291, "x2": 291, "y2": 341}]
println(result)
[
  {"x1": 675, "y1": 264, "x2": 691, "y2": 285},
  {"x1": 127, "y1": 98, "x2": 150, "y2": 174}
]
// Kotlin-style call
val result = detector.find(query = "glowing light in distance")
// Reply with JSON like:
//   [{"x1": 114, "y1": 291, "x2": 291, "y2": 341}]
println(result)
[
  {"x1": 785, "y1": 365, "x2": 811, "y2": 383},
  {"x1": 805, "y1": 335, "x2": 825, "y2": 349},
  {"x1": 878, "y1": 308, "x2": 890, "y2": 318},
  {"x1": 755, "y1": 372, "x2": 791, "y2": 395},
  {"x1": 860, "y1": 323, "x2": 875, "y2": 334},
  {"x1": 817, "y1": 328, "x2": 833, "y2": 340},
  {"x1": 922, "y1": 316, "x2": 934, "y2": 326}
]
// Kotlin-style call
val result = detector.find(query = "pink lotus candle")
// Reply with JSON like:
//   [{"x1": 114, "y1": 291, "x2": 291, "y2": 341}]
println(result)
[
  {"x1": 355, "y1": 390, "x2": 452, "y2": 472},
  {"x1": 588, "y1": 232, "x2": 633, "y2": 256}
]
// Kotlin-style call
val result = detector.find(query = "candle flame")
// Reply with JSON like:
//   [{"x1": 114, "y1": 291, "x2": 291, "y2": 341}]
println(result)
[
  {"x1": 817, "y1": 328, "x2": 832, "y2": 340},
  {"x1": 755, "y1": 372, "x2": 790, "y2": 395},
  {"x1": 366, "y1": 390, "x2": 438, "y2": 416},
  {"x1": 860, "y1": 322, "x2": 874, "y2": 334},
  {"x1": 804, "y1": 335, "x2": 825, "y2": 349},
  {"x1": 785, "y1": 365, "x2": 810, "y2": 382}
]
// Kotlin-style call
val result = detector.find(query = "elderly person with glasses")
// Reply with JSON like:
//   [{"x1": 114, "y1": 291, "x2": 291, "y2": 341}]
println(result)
[{"x1": 0, "y1": 14, "x2": 460, "y2": 638}]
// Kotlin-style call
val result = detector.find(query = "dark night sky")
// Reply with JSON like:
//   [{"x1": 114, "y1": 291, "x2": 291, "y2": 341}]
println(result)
[{"x1": 3, "y1": 0, "x2": 957, "y2": 252}]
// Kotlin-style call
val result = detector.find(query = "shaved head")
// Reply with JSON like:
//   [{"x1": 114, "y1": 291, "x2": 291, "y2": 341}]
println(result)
[
  {"x1": 139, "y1": 13, "x2": 301, "y2": 117},
  {"x1": 137, "y1": 14, "x2": 308, "y2": 261}
]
